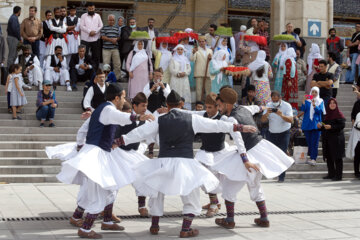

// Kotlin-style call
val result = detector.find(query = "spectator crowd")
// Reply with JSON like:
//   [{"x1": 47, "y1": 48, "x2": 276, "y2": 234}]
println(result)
[{"x1": 2, "y1": 3, "x2": 360, "y2": 182}]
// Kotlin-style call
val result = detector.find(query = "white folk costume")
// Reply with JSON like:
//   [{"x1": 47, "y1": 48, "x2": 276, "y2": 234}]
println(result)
[
  {"x1": 39, "y1": 19, "x2": 51, "y2": 68},
  {"x1": 44, "y1": 55, "x2": 70, "y2": 85},
  {"x1": 46, "y1": 18, "x2": 68, "y2": 56},
  {"x1": 46, "y1": 118, "x2": 89, "y2": 161},
  {"x1": 56, "y1": 91, "x2": 140, "y2": 237},
  {"x1": 65, "y1": 15, "x2": 81, "y2": 56},
  {"x1": 122, "y1": 108, "x2": 245, "y2": 214},
  {"x1": 15, "y1": 54, "x2": 43, "y2": 87}
]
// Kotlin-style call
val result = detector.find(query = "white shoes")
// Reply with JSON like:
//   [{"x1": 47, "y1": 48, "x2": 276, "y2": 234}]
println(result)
[
  {"x1": 307, "y1": 159, "x2": 317, "y2": 166},
  {"x1": 66, "y1": 85, "x2": 72, "y2": 92},
  {"x1": 23, "y1": 84, "x2": 32, "y2": 90}
]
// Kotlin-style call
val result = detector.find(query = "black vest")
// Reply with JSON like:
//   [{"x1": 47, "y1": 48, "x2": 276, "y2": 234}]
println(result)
[
  {"x1": 66, "y1": 16, "x2": 78, "y2": 26},
  {"x1": 91, "y1": 84, "x2": 107, "y2": 110},
  {"x1": 115, "y1": 120, "x2": 145, "y2": 151},
  {"x1": 200, "y1": 112, "x2": 225, "y2": 152},
  {"x1": 50, "y1": 55, "x2": 62, "y2": 68},
  {"x1": 41, "y1": 21, "x2": 51, "y2": 41},
  {"x1": 19, "y1": 54, "x2": 35, "y2": 75},
  {"x1": 230, "y1": 106, "x2": 262, "y2": 151},
  {"x1": 147, "y1": 82, "x2": 167, "y2": 112},
  {"x1": 158, "y1": 110, "x2": 194, "y2": 158},
  {"x1": 50, "y1": 19, "x2": 64, "y2": 38}
]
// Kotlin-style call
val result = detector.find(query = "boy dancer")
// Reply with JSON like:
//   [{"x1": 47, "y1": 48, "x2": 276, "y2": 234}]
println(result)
[
  {"x1": 213, "y1": 87, "x2": 294, "y2": 229},
  {"x1": 113, "y1": 92, "x2": 151, "y2": 217},
  {"x1": 56, "y1": 83, "x2": 153, "y2": 239},
  {"x1": 116, "y1": 90, "x2": 257, "y2": 237}
]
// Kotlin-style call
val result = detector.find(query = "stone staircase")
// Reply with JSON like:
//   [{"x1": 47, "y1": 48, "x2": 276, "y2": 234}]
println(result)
[{"x1": 0, "y1": 83, "x2": 356, "y2": 182}]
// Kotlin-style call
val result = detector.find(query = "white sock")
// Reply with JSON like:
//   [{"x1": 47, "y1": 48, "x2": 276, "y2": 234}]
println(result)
[
  {"x1": 210, "y1": 204, "x2": 218, "y2": 209},
  {"x1": 66, "y1": 81, "x2": 70, "y2": 87},
  {"x1": 80, "y1": 228, "x2": 91, "y2": 233},
  {"x1": 71, "y1": 217, "x2": 80, "y2": 221},
  {"x1": 103, "y1": 221, "x2": 113, "y2": 225}
]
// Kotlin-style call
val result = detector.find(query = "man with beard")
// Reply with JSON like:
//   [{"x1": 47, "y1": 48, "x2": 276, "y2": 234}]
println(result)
[
  {"x1": 15, "y1": 44, "x2": 43, "y2": 89},
  {"x1": 80, "y1": 2, "x2": 103, "y2": 71},
  {"x1": 20, "y1": 6, "x2": 42, "y2": 58},
  {"x1": 212, "y1": 87, "x2": 294, "y2": 229},
  {"x1": 65, "y1": 6, "x2": 81, "y2": 67},
  {"x1": 46, "y1": 7, "x2": 70, "y2": 56},
  {"x1": 44, "y1": 45, "x2": 71, "y2": 90},
  {"x1": 39, "y1": 10, "x2": 52, "y2": 67}
]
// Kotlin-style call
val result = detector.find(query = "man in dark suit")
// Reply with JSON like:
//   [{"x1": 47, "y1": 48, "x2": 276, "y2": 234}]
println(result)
[
  {"x1": 120, "y1": 17, "x2": 140, "y2": 76},
  {"x1": 140, "y1": 18, "x2": 159, "y2": 56},
  {"x1": 69, "y1": 45, "x2": 94, "y2": 91}
]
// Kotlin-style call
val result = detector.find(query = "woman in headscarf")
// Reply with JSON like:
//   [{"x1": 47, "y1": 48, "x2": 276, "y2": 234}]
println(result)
[
  {"x1": 152, "y1": 41, "x2": 172, "y2": 83},
  {"x1": 272, "y1": 43, "x2": 288, "y2": 93},
  {"x1": 214, "y1": 37, "x2": 235, "y2": 87},
  {"x1": 318, "y1": 98, "x2": 345, "y2": 181},
  {"x1": 248, "y1": 50, "x2": 272, "y2": 105},
  {"x1": 305, "y1": 43, "x2": 323, "y2": 94},
  {"x1": 180, "y1": 29, "x2": 196, "y2": 97},
  {"x1": 169, "y1": 44, "x2": 192, "y2": 109},
  {"x1": 300, "y1": 86, "x2": 326, "y2": 166},
  {"x1": 126, "y1": 40, "x2": 153, "y2": 99},
  {"x1": 209, "y1": 50, "x2": 229, "y2": 94},
  {"x1": 281, "y1": 47, "x2": 298, "y2": 109}
]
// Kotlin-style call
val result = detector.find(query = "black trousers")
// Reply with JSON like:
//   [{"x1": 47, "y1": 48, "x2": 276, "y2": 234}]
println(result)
[
  {"x1": 81, "y1": 40, "x2": 100, "y2": 71},
  {"x1": 70, "y1": 68, "x2": 94, "y2": 87},
  {"x1": 354, "y1": 142, "x2": 360, "y2": 176},
  {"x1": 332, "y1": 88, "x2": 338, "y2": 98},
  {"x1": 326, "y1": 155, "x2": 343, "y2": 179}
]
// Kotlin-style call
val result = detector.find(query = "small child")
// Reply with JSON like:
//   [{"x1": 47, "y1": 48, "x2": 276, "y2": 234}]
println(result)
[
  {"x1": 9, "y1": 64, "x2": 28, "y2": 120},
  {"x1": 5, "y1": 71, "x2": 12, "y2": 114},
  {"x1": 195, "y1": 101, "x2": 204, "y2": 111}
]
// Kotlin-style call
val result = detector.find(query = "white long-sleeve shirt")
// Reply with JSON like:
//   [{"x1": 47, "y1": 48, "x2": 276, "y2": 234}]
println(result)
[
  {"x1": 143, "y1": 81, "x2": 171, "y2": 98},
  {"x1": 83, "y1": 83, "x2": 106, "y2": 111},
  {"x1": 49, "y1": 19, "x2": 67, "y2": 34},
  {"x1": 122, "y1": 108, "x2": 247, "y2": 156}
]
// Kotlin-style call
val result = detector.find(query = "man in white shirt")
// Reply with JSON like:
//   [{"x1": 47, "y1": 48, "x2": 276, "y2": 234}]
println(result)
[
  {"x1": 143, "y1": 69, "x2": 171, "y2": 113},
  {"x1": 15, "y1": 44, "x2": 43, "y2": 89},
  {"x1": 44, "y1": 45, "x2": 71, "y2": 90},
  {"x1": 83, "y1": 69, "x2": 107, "y2": 112},
  {"x1": 261, "y1": 91, "x2": 294, "y2": 182}
]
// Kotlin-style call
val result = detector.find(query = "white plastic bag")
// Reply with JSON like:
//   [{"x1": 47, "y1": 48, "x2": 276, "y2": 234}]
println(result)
[{"x1": 293, "y1": 146, "x2": 308, "y2": 164}]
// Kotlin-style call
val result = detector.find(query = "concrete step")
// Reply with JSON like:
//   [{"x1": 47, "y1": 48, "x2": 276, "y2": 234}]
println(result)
[
  {"x1": 0, "y1": 120, "x2": 84, "y2": 127},
  {"x1": 0, "y1": 141, "x2": 69, "y2": 149},
  {"x1": 0, "y1": 134, "x2": 76, "y2": 141},
  {"x1": 0, "y1": 113, "x2": 83, "y2": 120},
  {"x1": 0, "y1": 157, "x2": 61, "y2": 165},
  {"x1": 0, "y1": 102, "x2": 83, "y2": 108},
  {"x1": 0, "y1": 150, "x2": 47, "y2": 158},
  {"x1": 288, "y1": 162, "x2": 353, "y2": 171},
  {"x1": 284, "y1": 170, "x2": 355, "y2": 179},
  {"x1": 0, "y1": 127, "x2": 79, "y2": 134},
  {"x1": 0, "y1": 96, "x2": 84, "y2": 102},
  {"x1": 0, "y1": 108, "x2": 83, "y2": 114},
  {"x1": 0, "y1": 174, "x2": 58, "y2": 183},
  {"x1": 0, "y1": 165, "x2": 61, "y2": 174}
]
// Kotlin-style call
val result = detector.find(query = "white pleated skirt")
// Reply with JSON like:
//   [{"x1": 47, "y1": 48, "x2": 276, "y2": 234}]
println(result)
[
  {"x1": 195, "y1": 143, "x2": 235, "y2": 166},
  {"x1": 45, "y1": 142, "x2": 78, "y2": 161},
  {"x1": 212, "y1": 139, "x2": 294, "y2": 182},
  {"x1": 56, "y1": 144, "x2": 135, "y2": 191},
  {"x1": 67, "y1": 34, "x2": 80, "y2": 55},
  {"x1": 112, "y1": 146, "x2": 149, "y2": 170},
  {"x1": 46, "y1": 38, "x2": 68, "y2": 56},
  {"x1": 133, "y1": 157, "x2": 219, "y2": 198}
]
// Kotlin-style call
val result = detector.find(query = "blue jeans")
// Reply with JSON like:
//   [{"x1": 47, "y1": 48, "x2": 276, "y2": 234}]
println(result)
[
  {"x1": 350, "y1": 53, "x2": 360, "y2": 83},
  {"x1": 36, "y1": 105, "x2": 55, "y2": 121},
  {"x1": 268, "y1": 129, "x2": 290, "y2": 181},
  {"x1": 303, "y1": 130, "x2": 321, "y2": 160},
  {"x1": 23, "y1": 39, "x2": 40, "y2": 58}
]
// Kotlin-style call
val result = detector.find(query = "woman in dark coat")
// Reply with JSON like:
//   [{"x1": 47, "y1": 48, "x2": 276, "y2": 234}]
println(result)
[{"x1": 318, "y1": 98, "x2": 345, "y2": 181}]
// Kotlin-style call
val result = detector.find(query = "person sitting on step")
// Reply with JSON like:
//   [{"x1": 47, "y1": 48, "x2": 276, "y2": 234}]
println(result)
[
  {"x1": 36, "y1": 80, "x2": 57, "y2": 127},
  {"x1": 83, "y1": 69, "x2": 108, "y2": 112},
  {"x1": 44, "y1": 45, "x2": 71, "y2": 91}
]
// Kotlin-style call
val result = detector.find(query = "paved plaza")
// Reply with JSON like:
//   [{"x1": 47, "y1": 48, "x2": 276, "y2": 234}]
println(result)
[{"x1": 0, "y1": 180, "x2": 358, "y2": 239}]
